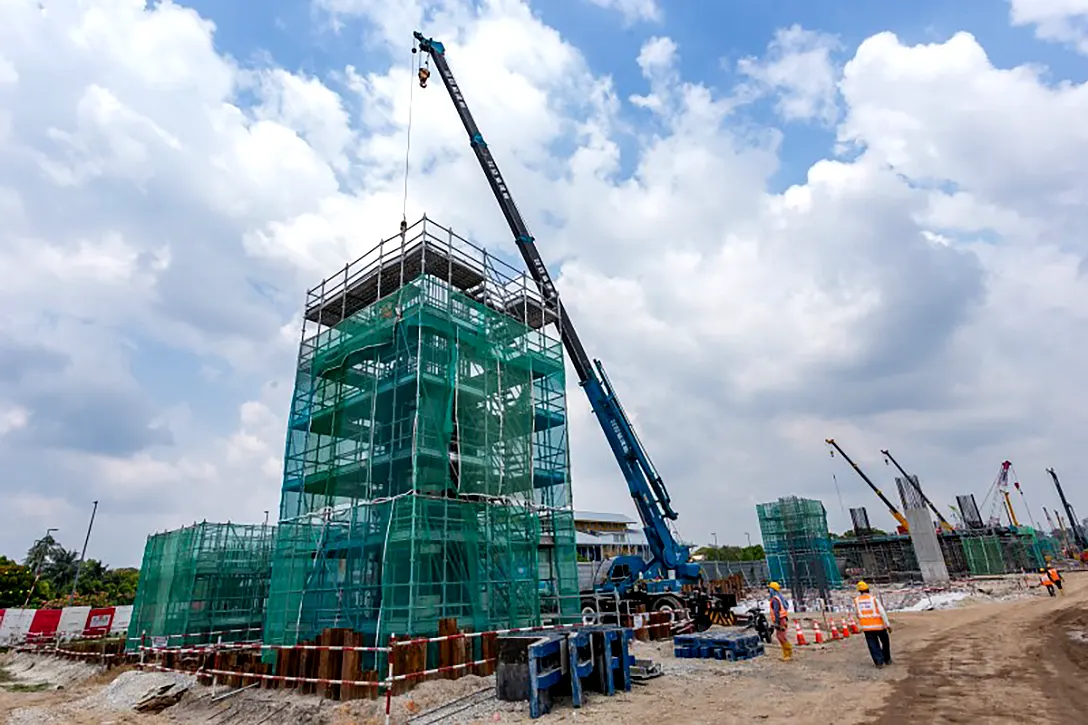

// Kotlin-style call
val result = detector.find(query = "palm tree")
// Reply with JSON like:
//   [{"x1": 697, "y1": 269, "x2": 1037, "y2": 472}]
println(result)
[
  {"x1": 44, "y1": 548, "x2": 79, "y2": 591},
  {"x1": 24, "y1": 534, "x2": 57, "y2": 572}
]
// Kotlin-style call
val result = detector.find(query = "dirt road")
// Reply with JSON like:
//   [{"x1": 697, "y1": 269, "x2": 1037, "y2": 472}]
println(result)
[
  {"x1": 871, "y1": 572, "x2": 1088, "y2": 725},
  {"x1": 2, "y1": 575, "x2": 1085, "y2": 724}
]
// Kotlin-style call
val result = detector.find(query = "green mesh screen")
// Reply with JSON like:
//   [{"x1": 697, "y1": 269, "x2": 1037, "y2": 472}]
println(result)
[
  {"x1": 757, "y1": 496, "x2": 842, "y2": 589},
  {"x1": 126, "y1": 523, "x2": 275, "y2": 650},
  {"x1": 265, "y1": 273, "x2": 578, "y2": 649}
]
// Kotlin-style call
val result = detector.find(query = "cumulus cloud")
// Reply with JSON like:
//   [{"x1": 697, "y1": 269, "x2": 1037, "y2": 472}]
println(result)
[
  {"x1": 584, "y1": 0, "x2": 662, "y2": 25},
  {"x1": 738, "y1": 24, "x2": 843, "y2": 125},
  {"x1": 2, "y1": 0, "x2": 1088, "y2": 566},
  {"x1": 1009, "y1": 0, "x2": 1088, "y2": 54}
]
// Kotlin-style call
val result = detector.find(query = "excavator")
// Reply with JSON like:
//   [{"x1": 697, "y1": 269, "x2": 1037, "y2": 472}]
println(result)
[{"x1": 413, "y1": 32, "x2": 726, "y2": 630}]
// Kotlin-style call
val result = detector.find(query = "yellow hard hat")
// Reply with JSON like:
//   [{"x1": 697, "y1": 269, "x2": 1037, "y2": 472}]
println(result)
[
  {"x1": 856, "y1": 580, "x2": 869, "y2": 592},
  {"x1": 768, "y1": 581, "x2": 781, "y2": 591}
]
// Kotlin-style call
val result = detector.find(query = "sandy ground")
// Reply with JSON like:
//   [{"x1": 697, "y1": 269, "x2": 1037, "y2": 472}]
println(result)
[{"x1": 1, "y1": 572, "x2": 1085, "y2": 724}]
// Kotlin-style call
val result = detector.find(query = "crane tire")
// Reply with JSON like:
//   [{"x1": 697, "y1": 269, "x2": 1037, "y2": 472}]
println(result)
[
  {"x1": 652, "y1": 595, "x2": 683, "y2": 624},
  {"x1": 580, "y1": 599, "x2": 600, "y2": 626}
]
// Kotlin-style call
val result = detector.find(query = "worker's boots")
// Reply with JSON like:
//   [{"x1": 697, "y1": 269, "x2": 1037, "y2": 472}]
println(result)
[{"x1": 781, "y1": 640, "x2": 793, "y2": 662}]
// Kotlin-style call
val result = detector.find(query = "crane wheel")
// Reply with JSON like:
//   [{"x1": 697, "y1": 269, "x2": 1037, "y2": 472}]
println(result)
[
  {"x1": 652, "y1": 595, "x2": 683, "y2": 624},
  {"x1": 580, "y1": 599, "x2": 600, "y2": 626}
]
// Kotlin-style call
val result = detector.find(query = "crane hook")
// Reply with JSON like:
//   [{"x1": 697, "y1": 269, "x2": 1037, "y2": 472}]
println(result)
[{"x1": 418, "y1": 66, "x2": 430, "y2": 88}]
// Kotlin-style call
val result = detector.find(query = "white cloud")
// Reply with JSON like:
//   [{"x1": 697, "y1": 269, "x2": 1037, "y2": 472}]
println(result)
[
  {"x1": 584, "y1": 0, "x2": 662, "y2": 25},
  {"x1": 738, "y1": 24, "x2": 843, "y2": 125},
  {"x1": 1010, "y1": 0, "x2": 1088, "y2": 54},
  {"x1": 3, "y1": 0, "x2": 1088, "y2": 568},
  {"x1": 0, "y1": 405, "x2": 29, "y2": 437}
]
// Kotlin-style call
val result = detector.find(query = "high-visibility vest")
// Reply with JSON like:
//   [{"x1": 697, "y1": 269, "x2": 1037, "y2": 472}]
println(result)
[
  {"x1": 854, "y1": 594, "x2": 886, "y2": 632},
  {"x1": 1041, "y1": 574, "x2": 1054, "y2": 586},
  {"x1": 1047, "y1": 568, "x2": 1061, "y2": 582},
  {"x1": 768, "y1": 593, "x2": 788, "y2": 626}
]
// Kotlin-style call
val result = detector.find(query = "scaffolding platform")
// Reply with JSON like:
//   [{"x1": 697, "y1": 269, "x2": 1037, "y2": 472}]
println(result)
[{"x1": 303, "y1": 217, "x2": 558, "y2": 330}]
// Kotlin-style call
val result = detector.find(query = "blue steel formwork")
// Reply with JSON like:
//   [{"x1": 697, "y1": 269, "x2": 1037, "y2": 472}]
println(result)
[{"x1": 497, "y1": 625, "x2": 634, "y2": 719}]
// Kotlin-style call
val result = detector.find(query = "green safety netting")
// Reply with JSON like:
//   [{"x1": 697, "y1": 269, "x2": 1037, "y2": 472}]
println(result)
[
  {"x1": 264, "y1": 274, "x2": 579, "y2": 649},
  {"x1": 126, "y1": 522, "x2": 275, "y2": 650},
  {"x1": 758, "y1": 496, "x2": 842, "y2": 590}
]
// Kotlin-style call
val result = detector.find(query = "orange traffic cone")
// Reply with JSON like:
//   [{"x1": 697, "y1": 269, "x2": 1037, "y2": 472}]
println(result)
[
  {"x1": 830, "y1": 621, "x2": 841, "y2": 640},
  {"x1": 795, "y1": 621, "x2": 808, "y2": 646},
  {"x1": 840, "y1": 618, "x2": 850, "y2": 638},
  {"x1": 849, "y1": 617, "x2": 860, "y2": 635},
  {"x1": 812, "y1": 621, "x2": 824, "y2": 644}
]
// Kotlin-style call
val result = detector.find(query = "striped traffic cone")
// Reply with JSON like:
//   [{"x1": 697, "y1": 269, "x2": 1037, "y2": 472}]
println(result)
[
  {"x1": 829, "y1": 621, "x2": 841, "y2": 640},
  {"x1": 812, "y1": 621, "x2": 824, "y2": 644},
  {"x1": 849, "y1": 617, "x2": 860, "y2": 635},
  {"x1": 795, "y1": 621, "x2": 808, "y2": 646},
  {"x1": 840, "y1": 618, "x2": 850, "y2": 638}
]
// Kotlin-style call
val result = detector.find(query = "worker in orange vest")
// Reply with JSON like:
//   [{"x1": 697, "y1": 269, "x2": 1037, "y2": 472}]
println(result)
[
  {"x1": 1039, "y1": 568, "x2": 1056, "y2": 597},
  {"x1": 853, "y1": 581, "x2": 892, "y2": 667},
  {"x1": 768, "y1": 582, "x2": 792, "y2": 662},
  {"x1": 1046, "y1": 565, "x2": 1063, "y2": 593}
]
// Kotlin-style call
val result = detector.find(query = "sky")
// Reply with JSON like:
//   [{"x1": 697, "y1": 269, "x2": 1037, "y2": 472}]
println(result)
[{"x1": 2, "y1": 0, "x2": 1088, "y2": 567}]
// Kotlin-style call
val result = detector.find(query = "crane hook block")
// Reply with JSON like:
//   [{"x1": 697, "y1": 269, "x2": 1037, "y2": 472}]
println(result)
[{"x1": 418, "y1": 66, "x2": 431, "y2": 88}]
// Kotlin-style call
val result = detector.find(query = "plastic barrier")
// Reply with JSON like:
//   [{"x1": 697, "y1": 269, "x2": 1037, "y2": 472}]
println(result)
[
  {"x1": 27, "y1": 609, "x2": 62, "y2": 644},
  {"x1": 83, "y1": 607, "x2": 115, "y2": 638},
  {"x1": 0, "y1": 609, "x2": 34, "y2": 646}
]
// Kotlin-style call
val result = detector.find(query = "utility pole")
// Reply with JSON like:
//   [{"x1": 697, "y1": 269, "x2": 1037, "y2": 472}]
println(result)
[
  {"x1": 710, "y1": 532, "x2": 718, "y2": 549},
  {"x1": 69, "y1": 501, "x2": 98, "y2": 605}
]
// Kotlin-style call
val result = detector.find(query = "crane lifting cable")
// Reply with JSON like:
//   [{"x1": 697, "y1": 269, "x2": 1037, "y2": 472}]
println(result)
[
  {"x1": 880, "y1": 448, "x2": 954, "y2": 533},
  {"x1": 826, "y1": 438, "x2": 909, "y2": 533}
]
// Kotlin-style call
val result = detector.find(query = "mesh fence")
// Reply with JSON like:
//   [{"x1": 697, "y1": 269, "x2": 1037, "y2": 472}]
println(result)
[
  {"x1": 126, "y1": 523, "x2": 275, "y2": 649},
  {"x1": 961, "y1": 528, "x2": 1045, "y2": 575},
  {"x1": 266, "y1": 267, "x2": 578, "y2": 650}
]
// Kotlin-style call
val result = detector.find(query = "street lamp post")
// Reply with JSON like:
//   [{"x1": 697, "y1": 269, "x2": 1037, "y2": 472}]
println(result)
[
  {"x1": 711, "y1": 532, "x2": 718, "y2": 549},
  {"x1": 23, "y1": 528, "x2": 58, "y2": 606},
  {"x1": 745, "y1": 532, "x2": 752, "y2": 548}
]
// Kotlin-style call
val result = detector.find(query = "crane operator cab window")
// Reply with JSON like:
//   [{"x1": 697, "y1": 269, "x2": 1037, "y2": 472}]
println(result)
[{"x1": 610, "y1": 563, "x2": 631, "y2": 584}]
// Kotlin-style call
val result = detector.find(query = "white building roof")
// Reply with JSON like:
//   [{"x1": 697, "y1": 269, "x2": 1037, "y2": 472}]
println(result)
[
  {"x1": 573, "y1": 511, "x2": 637, "y2": 525},
  {"x1": 575, "y1": 529, "x2": 649, "y2": 547}
]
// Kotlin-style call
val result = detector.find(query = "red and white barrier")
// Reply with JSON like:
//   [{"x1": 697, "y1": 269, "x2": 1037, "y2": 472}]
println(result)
[{"x1": 1, "y1": 605, "x2": 129, "y2": 645}]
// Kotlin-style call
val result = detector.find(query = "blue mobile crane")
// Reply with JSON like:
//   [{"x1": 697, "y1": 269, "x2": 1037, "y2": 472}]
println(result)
[{"x1": 413, "y1": 32, "x2": 722, "y2": 630}]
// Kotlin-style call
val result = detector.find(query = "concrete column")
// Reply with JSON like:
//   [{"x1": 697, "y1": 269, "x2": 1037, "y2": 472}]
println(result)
[{"x1": 905, "y1": 508, "x2": 950, "y2": 584}]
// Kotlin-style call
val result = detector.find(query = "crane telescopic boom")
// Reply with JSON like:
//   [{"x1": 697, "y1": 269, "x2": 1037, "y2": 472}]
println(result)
[
  {"x1": 1047, "y1": 468, "x2": 1087, "y2": 550},
  {"x1": 880, "y1": 449, "x2": 954, "y2": 532},
  {"x1": 826, "y1": 439, "x2": 910, "y2": 532},
  {"x1": 413, "y1": 32, "x2": 698, "y2": 582}
]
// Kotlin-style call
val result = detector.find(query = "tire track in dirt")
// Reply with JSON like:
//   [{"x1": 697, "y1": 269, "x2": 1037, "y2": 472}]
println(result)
[{"x1": 872, "y1": 577, "x2": 1088, "y2": 725}]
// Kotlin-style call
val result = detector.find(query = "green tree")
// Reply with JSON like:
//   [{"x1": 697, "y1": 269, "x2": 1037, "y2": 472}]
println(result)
[
  {"x1": 16, "y1": 535, "x2": 140, "y2": 607},
  {"x1": 0, "y1": 556, "x2": 35, "y2": 607}
]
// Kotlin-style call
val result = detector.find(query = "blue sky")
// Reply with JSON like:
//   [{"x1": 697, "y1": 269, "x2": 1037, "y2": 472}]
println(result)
[{"x1": 2, "y1": 0, "x2": 1088, "y2": 567}]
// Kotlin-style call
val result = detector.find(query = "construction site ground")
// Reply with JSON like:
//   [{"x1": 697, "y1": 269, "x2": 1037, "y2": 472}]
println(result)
[{"x1": 1, "y1": 571, "x2": 1085, "y2": 724}]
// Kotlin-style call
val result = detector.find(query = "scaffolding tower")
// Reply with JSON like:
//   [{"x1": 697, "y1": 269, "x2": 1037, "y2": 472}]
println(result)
[
  {"x1": 263, "y1": 217, "x2": 579, "y2": 651},
  {"x1": 126, "y1": 522, "x2": 275, "y2": 649},
  {"x1": 757, "y1": 496, "x2": 841, "y2": 607}
]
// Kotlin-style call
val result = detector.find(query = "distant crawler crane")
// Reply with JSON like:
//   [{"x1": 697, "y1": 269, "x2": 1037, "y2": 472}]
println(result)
[
  {"x1": 880, "y1": 448, "x2": 954, "y2": 532},
  {"x1": 826, "y1": 439, "x2": 909, "y2": 533}
]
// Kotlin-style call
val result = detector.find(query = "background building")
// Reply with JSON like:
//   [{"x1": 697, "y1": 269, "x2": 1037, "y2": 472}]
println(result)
[{"x1": 573, "y1": 511, "x2": 650, "y2": 562}]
